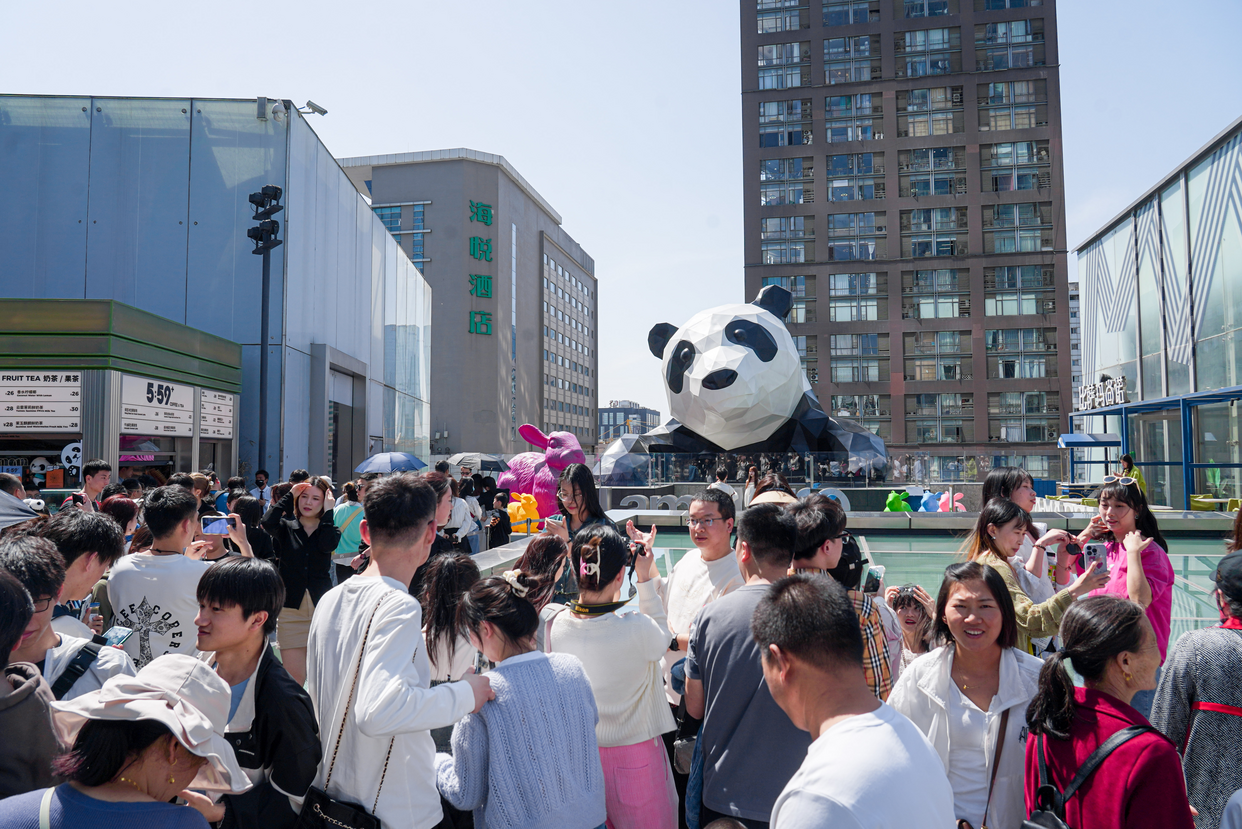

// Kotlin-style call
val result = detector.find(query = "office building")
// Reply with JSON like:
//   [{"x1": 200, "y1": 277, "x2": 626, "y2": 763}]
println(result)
[
  {"x1": 742, "y1": 0, "x2": 1069, "y2": 482},
  {"x1": 0, "y1": 95, "x2": 430, "y2": 487},
  {"x1": 338, "y1": 150, "x2": 598, "y2": 456},
  {"x1": 1073, "y1": 114, "x2": 1242, "y2": 509},
  {"x1": 598, "y1": 400, "x2": 662, "y2": 442}
]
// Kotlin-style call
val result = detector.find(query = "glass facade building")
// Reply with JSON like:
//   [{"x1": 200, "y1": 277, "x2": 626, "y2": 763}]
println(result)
[
  {"x1": 0, "y1": 95, "x2": 431, "y2": 482},
  {"x1": 1074, "y1": 115, "x2": 1242, "y2": 508}
]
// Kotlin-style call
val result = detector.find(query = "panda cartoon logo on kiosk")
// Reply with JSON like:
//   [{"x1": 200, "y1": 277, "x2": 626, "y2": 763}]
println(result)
[{"x1": 630, "y1": 285, "x2": 888, "y2": 469}]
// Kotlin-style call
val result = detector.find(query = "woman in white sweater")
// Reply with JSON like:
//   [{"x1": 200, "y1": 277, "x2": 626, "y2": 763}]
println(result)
[
  {"x1": 548, "y1": 526, "x2": 677, "y2": 829},
  {"x1": 436, "y1": 570, "x2": 606, "y2": 829}
]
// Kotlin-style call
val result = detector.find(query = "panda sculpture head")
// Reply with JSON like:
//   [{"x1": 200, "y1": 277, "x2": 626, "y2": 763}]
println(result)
[{"x1": 648, "y1": 285, "x2": 809, "y2": 451}]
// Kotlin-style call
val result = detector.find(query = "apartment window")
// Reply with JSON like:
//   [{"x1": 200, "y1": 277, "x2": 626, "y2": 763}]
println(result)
[
  {"x1": 824, "y1": 0, "x2": 879, "y2": 25},
  {"x1": 975, "y1": 19, "x2": 1046, "y2": 71},
  {"x1": 982, "y1": 202, "x2": 1053, "y2": 254},
  {"x1": 824, "y1": 35, "x2": 882, "y2": 84},
  {"x1": 981, "y1": 141, "x2": 1050, "y2": 192},
  {"x1": 758, "y1": 42, "x2": 812, "y2": 89},
  {"x1": 410, "y1": 204, "x2": 425, "y2": 231},
  {"x1": 905, "y1": 393, "x2": 974, "y2": 443},
  {"x1": 989, "y1": 396, "x2": 1058, "y2": 440},
  {"x1": 989, "y1": 390, "x2": 1058, "y2": 415},
  {"x1": 832, "y1": 394, "x2": 891, "y2": 416},
  {"x1": 901, "y1": 268, "x2": 970, "y2": 318},
  {"x1": 761, "y1": 216, "x2": 815, "y2": 264},
  {"x1": 373, "y1": 206, "x2": 401, "y2": 234},
  {"x1": 903, "y1": 331, "x2": 972, "y2": 381},
  {"x1": 758, "y1": 0, "x2": 810, "y2": 32},
  {"x1": 760, "y1": 157, "x2": 814, "y2": 206},
  {"x1": 759, "y1": 99, "x2": 813, "y2": 148},
  {"x1": 977, "y1": 79, "x2": 1048, "y2": 131},
  {"x1": 829, "y1": 334, "x2": 889, "y2": 383},
  {"x1": 897, "y1": 0, "x2": 956, "y2": 18},
  {"x1": 893, "y1": 27, "x2": 962, "y2": 77},
  {"x1": 898, "y1": 147, "x2": 966, "y2": 197},
  {"x1": 976, "y1": 0, "x2": 1041, "y2": 7},
  {"x1": 409, "y1": 234, "x2": 425, "y2": 259},
  {"x1": 824, "y1": 212, "x2": 887, "y2": 260},
  {"x1": 984, "y1": 266, "x2": 1055, "y2": 315},
  {"x1": 762, "y1": 274, "x2": 812, "y2": 298},
  {"x1": 986, "y1": 329, "x2": 1057, "y2": 379},
  {"x1": 828, "y1": 152, "x2": 885, "y2": 201},
  {"x1": 896, "y1": 87, "x2": 964, "y2": 137},
  {"x1": 793, "y1": 335, "x2": 819, "y2": 381},
  {"x1": 826, "y1": 272, "x2": 888, "y2": 321},
  {"x1": 900, "y1": 207, "x2": 967, "y2": 258},
  {"x1": 825, "y1": 93, "x2": 882, "y2": 143}
]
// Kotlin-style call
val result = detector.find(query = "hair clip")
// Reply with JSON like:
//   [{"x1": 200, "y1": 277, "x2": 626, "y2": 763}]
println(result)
[
  {"x1": 501, "y1": 569, "x2": 529, "y2": 597},
  {"x1": 580, "y1": 560, "x2": 600, "y2": 579}
]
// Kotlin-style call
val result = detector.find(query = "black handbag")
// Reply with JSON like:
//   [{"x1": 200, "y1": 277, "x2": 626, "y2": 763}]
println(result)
[
  {"x1": 295, "y1": 595, "x2": 395, "y2": 829},
  {"x1": 1023, "y1": 726, "x2": 1156, "y2": 829}
]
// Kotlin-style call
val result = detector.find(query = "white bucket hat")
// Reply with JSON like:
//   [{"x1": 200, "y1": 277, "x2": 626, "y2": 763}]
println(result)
[{"x1": 50, "y1": 654, "x2": 252, "y2": 793}]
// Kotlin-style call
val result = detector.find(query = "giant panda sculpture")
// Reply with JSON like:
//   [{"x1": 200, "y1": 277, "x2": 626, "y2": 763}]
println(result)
[{"x1": 630, "y1": 285, "x2": 888, "y2": 466}]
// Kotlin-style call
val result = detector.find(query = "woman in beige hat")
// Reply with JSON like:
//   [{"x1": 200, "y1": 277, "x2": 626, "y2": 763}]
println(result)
[{"x1": 0, "y1": 654, "x2": 250, "y2": 829}]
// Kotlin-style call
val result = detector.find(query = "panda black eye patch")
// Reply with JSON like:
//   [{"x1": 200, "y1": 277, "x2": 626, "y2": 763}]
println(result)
[
  {"x1": 725, "y1": 320, "x2": 778, "y2": 362},
  {"x1": 667, "y1": 340, "x2": 695, "y2": 394}
]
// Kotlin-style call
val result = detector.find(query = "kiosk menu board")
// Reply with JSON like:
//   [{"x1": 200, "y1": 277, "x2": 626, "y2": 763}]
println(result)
[{"x1": 0, "y1": 372, "x2": 83, "y2": 432}]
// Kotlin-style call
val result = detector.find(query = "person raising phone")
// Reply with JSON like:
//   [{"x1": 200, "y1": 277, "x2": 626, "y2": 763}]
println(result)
[{"x1": 542, "y1": 464, "x2": 616, "y2": 604}]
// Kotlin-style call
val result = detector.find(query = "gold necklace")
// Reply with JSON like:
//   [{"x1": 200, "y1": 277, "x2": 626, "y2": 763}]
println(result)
[{"x1": 115, "y1": 776, "x2": 150, "y2": 797}]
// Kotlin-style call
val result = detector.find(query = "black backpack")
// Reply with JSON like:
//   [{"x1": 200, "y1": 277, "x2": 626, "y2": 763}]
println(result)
[{"x1": 1024, "y1": 726, "x2": 1157, "y2": 828}]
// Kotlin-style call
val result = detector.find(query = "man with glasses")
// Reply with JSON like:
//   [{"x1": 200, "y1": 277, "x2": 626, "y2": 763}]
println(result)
[{"x1": 785, "y1": 495, "x2": 894, "y2": 700}]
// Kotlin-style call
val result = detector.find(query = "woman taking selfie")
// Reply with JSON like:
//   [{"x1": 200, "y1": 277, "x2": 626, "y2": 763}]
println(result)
[
  {"x1": 1024, "y1": 596, "x2": 1192, "y2": 828},
  {"x1": 547, "y1": 527, "x2": 677, "y2": 829},
  {"x1": 1072, "y1": 477, "x2": 1174, "y2": 718},
  {"x1": 889, "y1": 562, "x2": 1041, "y2": 829},
  {"x1": 966, "y1": 499, "x2": 1108, "y2": 655},
  {"x1": 884, "y1": 583, "x2": 935, "y2": 675},
  {"x1": 261, "y1": 475, "x2": 339, "y2": 685}
]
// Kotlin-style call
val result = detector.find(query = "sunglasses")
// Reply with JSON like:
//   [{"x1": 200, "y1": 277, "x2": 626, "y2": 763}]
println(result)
[{"x1": 1103, "y1": 476, "x2": 1137, "y2": 486}]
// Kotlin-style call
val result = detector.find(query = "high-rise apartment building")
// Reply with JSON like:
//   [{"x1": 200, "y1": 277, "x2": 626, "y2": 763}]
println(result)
[
  {"x1": 338, "y1": 149, "x2": 599, "y2": 456},
  {"x1": 742, "y1": 0, "x2": 1069, "y2": 482},
  {"x1": 598, "y1": 400, "x2": 662, "y2": 442}
]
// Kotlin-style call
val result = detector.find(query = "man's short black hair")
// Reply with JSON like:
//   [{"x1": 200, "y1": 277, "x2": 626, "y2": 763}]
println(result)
[
  {"x1": 288, "y1": 469, "x2": 310, "y2": 483},
  {"x1": 434, "y1": 461, "x2": 451, "y2": 475},
  {"x1": 752, "y1": 574, "x2": 863, "y2": 673},
  {"x1": 0, "y1": 535, "x2": 66, "y2": 602},
  {"x1": 99, "y1": 483, "x2": 127, "y2": 501},
  {"x1": 39, "y1": 510, "x2": 126, "y2": 569},
  {"x1": 197, "y1": 557, "x2": 285, "y2": 636},
  {"x1": 363, "y1": 473, "x2": 437, "y2": 546},
  {"x1": 82, "y1": 459, "x2": 111, "y2": 478},
  {"x1": 255, "y1": 469, "x2": 269, "y2": 480},
  {"x1": 167, "y1": 473, "x2": 195, "y2": 491},
  {"x1": 786, "y1": 495, "x2": 847, "y2": 563},
  {"x1": 737, "y1": 504, "x2": 796, "y2": 568},
  {"x1": 142, "y1": 486, "x2": 199, "y2": 539},
  {"x1": 0, "y1": 571, "x2": 33, "y2": 668},
  {"x1": 691, "y1": 488, "x2": 736, "y2": 522},
  {"x1": 226, "y1": 476, "x2": 245, "y2": 490},
  {"x1": 714, "y1": 466, "x2": 729, "y2": 482},
  {"x1": 121, "y1": 478, "x2": 143, "y2": 494},
  {"x1": 0, "y1": 473, "x2": 23, "y2": 497}
]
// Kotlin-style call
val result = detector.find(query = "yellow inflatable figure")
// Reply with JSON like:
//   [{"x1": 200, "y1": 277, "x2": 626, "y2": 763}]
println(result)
[{"x1": 506, "y1": 493, "x2": 541, "y2": 535}]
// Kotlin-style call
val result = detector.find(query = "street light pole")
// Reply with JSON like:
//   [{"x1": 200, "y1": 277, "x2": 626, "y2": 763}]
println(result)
[{"x1": 248, "y1": 185, "x2": 284, "y2": 476}]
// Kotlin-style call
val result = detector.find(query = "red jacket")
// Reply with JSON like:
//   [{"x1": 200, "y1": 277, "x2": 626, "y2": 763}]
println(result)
[{"x1": 1024, "y1": 688, "x2": 1194, "y2": 829}]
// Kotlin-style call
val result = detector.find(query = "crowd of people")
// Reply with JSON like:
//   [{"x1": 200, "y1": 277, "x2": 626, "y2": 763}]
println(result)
[{"x1": 0, "y1": 458, "x2": 1240, "y2": 829}]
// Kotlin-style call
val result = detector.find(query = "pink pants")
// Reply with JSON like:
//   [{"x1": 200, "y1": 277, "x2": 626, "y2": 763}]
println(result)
[{"x1": 600, "y1": 736, "x2": 678, "y2": 829}]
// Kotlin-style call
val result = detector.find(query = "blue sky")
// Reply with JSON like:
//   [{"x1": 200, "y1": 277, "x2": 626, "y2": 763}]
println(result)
[{"x1": 3, "y1": 0, "x2": 1240, "y2": 421}]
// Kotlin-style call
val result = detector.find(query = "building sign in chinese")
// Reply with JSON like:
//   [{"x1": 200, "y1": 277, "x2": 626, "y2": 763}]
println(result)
[
  {"x1": 469, "y1": 311, "x2": 493, "y2": 335},
  {"x1": 0, "y1": 372, "x2": 82, "y2": 432},
  {"x1": 121, "y1": 374, "x2": 194, "y2": 436},
  {"x1": 1079, "y1": 376, "x2": 1128, "y2": 411},
  {"x1": 470, "y1": 200, "x2": 494, "y2": 226},
  {"x1": 469, "y1": 274, "x2": 492, "y2": 298},
  {"x1": 469, "y1": 236, "x2": 493, "y2": 262},
  {"x1": 200, "y1": 389, "x2": 236, "y2": 439}
]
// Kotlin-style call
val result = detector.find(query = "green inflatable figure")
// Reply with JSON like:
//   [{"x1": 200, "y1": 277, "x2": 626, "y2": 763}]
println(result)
[{"x1": 884, "y1": 490, "x2": 912, "y2": 512}]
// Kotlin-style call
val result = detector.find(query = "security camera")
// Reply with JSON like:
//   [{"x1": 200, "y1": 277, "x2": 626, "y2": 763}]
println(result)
[{"x1": 304, "y1": 100, "x2": 328, "y2": 115}]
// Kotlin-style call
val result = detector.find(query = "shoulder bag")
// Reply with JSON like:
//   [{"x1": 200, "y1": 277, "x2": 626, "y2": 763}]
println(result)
[
  {"x1": 1024, "y1": 725, "x2": 1157, "y2": 829},
  {"x1": 295, "y1": 594, "x2": 396, "y2": 829},
  {"x1": 958, "y1": 708, "x2": 1009, "y2": 829}
]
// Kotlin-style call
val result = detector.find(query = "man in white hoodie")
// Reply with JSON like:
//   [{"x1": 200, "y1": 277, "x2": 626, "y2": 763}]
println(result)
[{"x1": 306, "y1": 474, "x2": 494, "y2": 829}]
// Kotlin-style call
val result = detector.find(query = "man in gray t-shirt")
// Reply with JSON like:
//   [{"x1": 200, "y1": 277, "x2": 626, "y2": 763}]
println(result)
[{"x1": 685, "y1": 504, "x2": 806, "y2": 827}]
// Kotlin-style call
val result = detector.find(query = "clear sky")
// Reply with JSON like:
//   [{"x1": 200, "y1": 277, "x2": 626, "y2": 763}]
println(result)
[{"x1": 3, "y1": 0, "x2": 1240, "y2": 428}]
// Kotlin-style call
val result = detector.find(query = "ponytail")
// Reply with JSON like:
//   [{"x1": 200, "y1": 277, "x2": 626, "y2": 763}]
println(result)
[
  {"x1": 1026, "y1": 651, "x2": 1078, "y2": 740},
  {"x1": 457, "y1": 570, "x2": 547, "y2": 648},
  {"x1": 571, "y1": 526, "x2": 628, "y2": 592}
]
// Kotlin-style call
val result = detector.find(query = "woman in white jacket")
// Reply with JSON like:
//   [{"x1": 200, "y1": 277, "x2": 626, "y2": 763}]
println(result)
[{"x1": 888, "y1": 561, "x2": 1043, "y2": 829}]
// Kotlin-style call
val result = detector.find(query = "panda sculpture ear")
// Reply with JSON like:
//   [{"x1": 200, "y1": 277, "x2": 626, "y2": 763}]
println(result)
[
  {"x1": 648, "y1": 323, "x2": 678, "y2": 358},
  {"x1": 752, "y1": 285, "x2": 792, "y2": 321}
]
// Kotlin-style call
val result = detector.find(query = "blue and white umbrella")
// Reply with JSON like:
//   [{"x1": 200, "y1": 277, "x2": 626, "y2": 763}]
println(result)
[{"x1": 354, "y1": 452, "x2": 428, "y2": 474}]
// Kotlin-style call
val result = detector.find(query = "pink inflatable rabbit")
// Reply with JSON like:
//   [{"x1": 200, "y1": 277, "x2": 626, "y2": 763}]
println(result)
[{"x1": 497, "y1": 424, "x2": 587, "y2": 519}]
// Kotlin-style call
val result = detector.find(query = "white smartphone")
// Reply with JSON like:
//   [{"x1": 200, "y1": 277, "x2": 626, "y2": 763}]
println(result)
[{"x1": 1082, "y1": 542, "x2": 1109, "y2": 575}]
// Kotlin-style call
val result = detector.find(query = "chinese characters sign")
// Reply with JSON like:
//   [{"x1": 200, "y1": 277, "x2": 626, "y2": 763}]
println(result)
[
  {"x1": 1079, "y1": 377, "x2": 1127, "y2": 411},
  {"x1": 0, "y1": 373, "x2": 82, "y2": 432},
  {"x1": 468, "y1": 199, "x2": 496, "y2": 335},
  {"x1": 121, "y1": 374, "x2": 194, "y2": 436}
]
